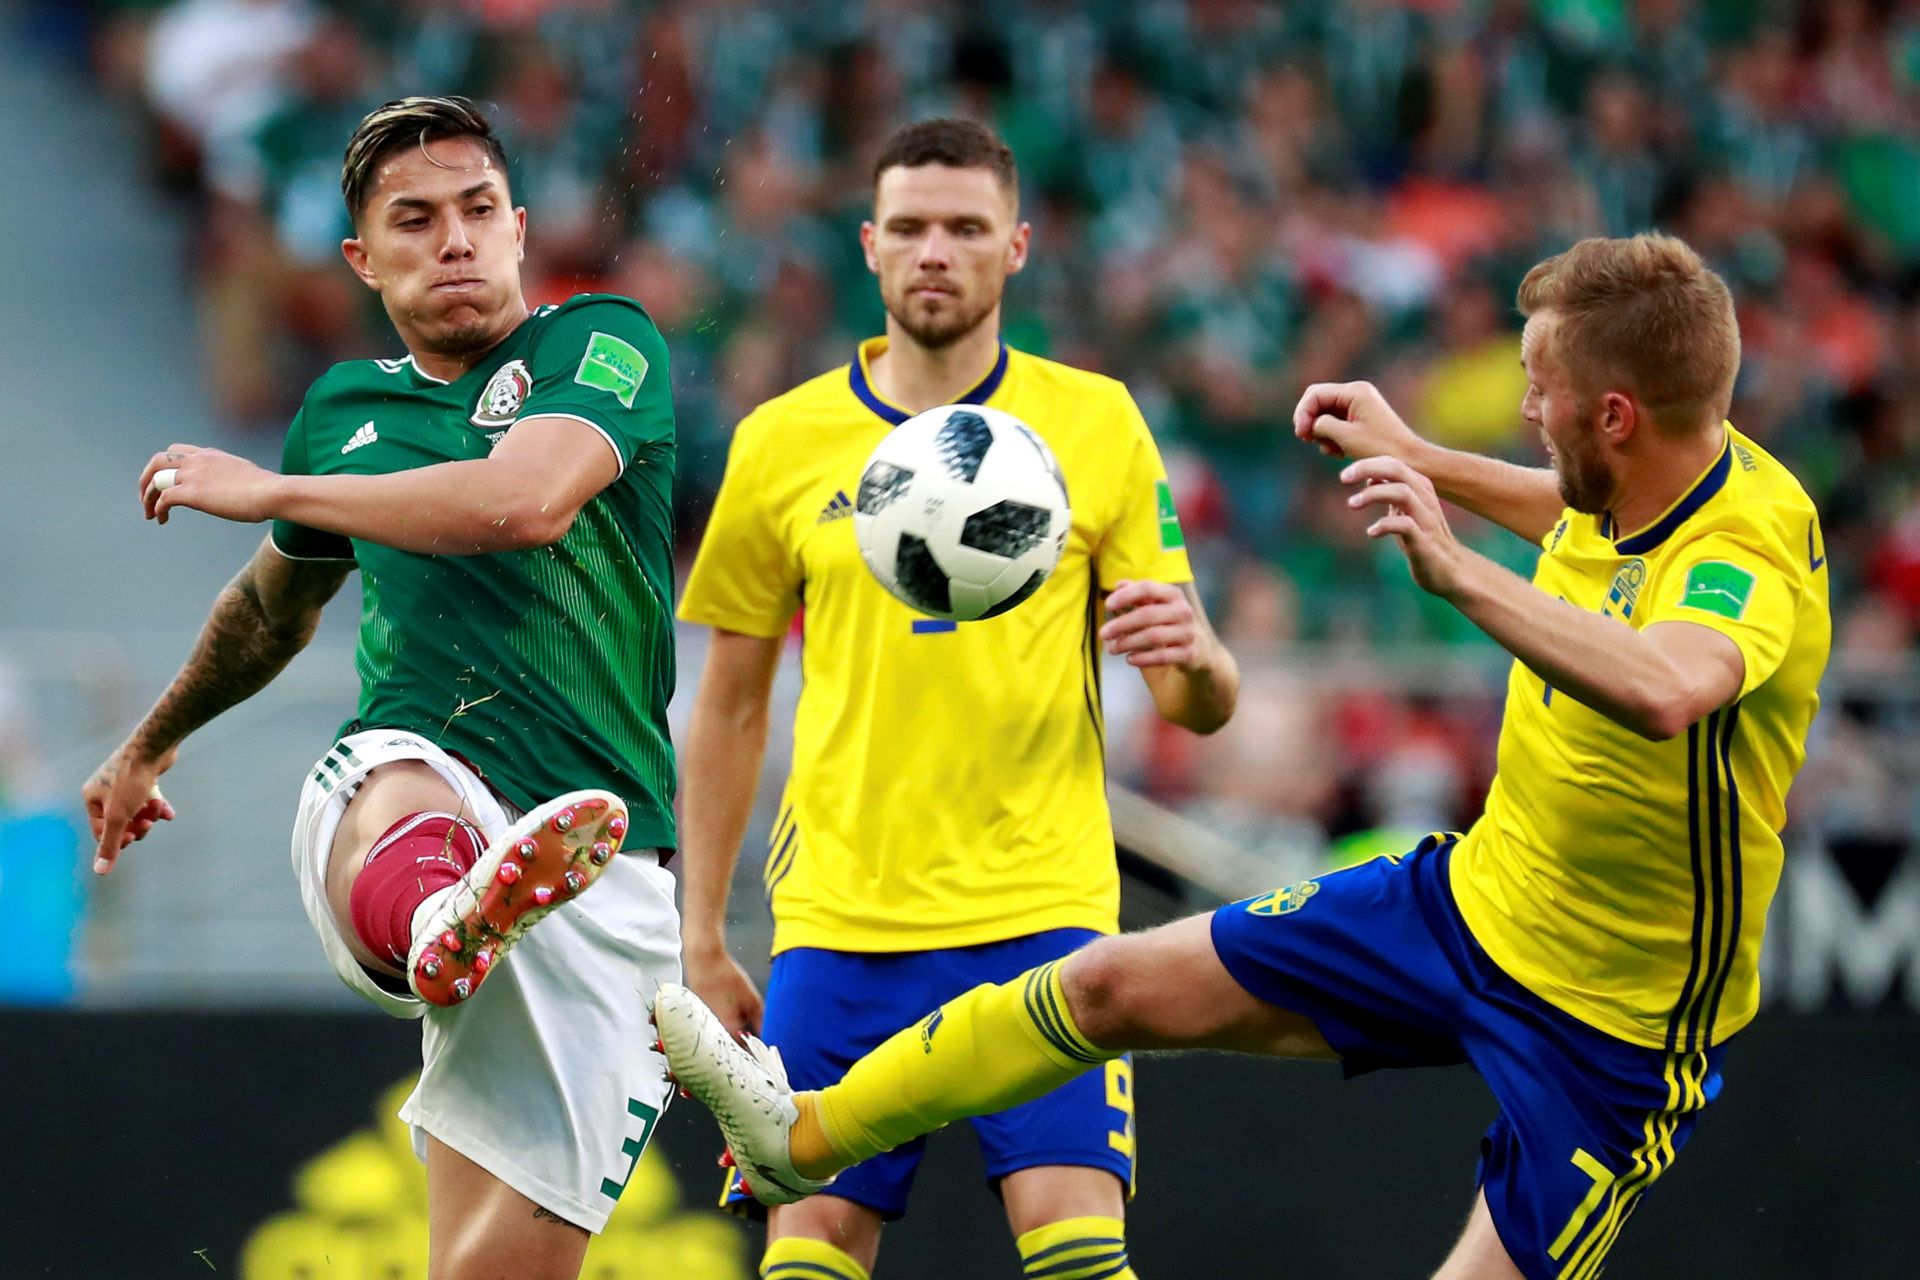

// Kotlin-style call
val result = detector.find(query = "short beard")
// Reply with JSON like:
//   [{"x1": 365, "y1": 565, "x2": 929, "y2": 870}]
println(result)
[
  {"x1": 884, "y1": 288, "x2": 997, "y2": 351},
  {"x1": 1554, "y1": 430, "x2": 1616, "y2": 515}
]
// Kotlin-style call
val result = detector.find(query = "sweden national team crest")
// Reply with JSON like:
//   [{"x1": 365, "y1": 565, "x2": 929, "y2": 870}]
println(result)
[
  {"x1": 471, "y1": 359, "x2": 531, "y2": 428},
  {"x1": 1604, "y1": 557, "x2": 1647, "y2": 621},
  {"x1": 1246, "y1": 879, "x2": 1320, "y2": 917}
]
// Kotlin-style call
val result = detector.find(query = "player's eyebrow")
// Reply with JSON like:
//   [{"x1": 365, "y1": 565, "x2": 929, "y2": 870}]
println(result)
[{"x1": 386, "y1": 181, "x2": 499, "y2": 212}]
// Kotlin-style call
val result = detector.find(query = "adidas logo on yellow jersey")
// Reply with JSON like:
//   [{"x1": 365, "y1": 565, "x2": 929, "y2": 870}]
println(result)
[{"x1": 816, "y1": 490, "x2": 853, "y2": 523}]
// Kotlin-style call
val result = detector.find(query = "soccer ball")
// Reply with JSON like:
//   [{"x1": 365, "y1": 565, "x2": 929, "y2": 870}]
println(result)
[{"x1": 853, "y1": 404, "x2": 1071, "y2": 622}]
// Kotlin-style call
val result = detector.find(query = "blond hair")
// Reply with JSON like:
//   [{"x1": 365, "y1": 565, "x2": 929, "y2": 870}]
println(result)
[{"x1": 1517, "y1": 234, "x2": 1740, "y2": 435}]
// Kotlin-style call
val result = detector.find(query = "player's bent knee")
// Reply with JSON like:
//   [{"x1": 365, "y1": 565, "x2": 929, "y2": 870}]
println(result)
[{"x1": 1058, "y1": 936, "x2": 1150, "y2": 1048}]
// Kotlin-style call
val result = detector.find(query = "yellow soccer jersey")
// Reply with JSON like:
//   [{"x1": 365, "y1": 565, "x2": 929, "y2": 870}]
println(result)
[
  {"x1": 1452, "y1": 425, "x2": 1831, "y2": 1050},
  {"x1": 679, "y1": 339, "x2": 1193, "y2": 954}
]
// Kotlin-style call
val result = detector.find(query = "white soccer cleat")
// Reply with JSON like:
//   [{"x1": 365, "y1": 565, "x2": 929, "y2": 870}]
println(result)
[
  {"x1": 407, "y1": 789, "x2": 627, "y2": 1007},
  {"x1": 650, "y1": 982, "x2": 835, "y2": 1206}
]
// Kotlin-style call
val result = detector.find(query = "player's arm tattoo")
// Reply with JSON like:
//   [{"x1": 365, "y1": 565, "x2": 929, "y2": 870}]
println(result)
[{"x1": 128, "y1": 541, "x2": 351, "y2": 758}]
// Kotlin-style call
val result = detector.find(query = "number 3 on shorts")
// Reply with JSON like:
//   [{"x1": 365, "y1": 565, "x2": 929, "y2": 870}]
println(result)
[{"x1": 599, "y1": 1098, "x2": 663, "y2": 1201}]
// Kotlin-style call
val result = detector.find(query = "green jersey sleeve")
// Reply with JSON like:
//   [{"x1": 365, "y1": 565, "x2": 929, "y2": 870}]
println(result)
[
  {"x1": 520, "y1": 297, "x2": 674, "y2": 476},
  {"x1": 269, "y1": 405, "x2": 355, "y2": 562}
]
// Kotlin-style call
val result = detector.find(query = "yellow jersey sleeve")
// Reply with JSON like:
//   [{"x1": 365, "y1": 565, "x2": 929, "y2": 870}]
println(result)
[
  {"x1": 677, "y1": 410, "x2": 803, "y2": 637},
  {"x1": 1643, "y1": 522, "x2": 1803, "y2": 699},
  {"x1": 1094, "y1": 388, "x2": 1193, "y2": 589}
]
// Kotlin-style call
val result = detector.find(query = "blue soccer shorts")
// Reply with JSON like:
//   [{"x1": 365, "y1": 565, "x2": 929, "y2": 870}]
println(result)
[
  {"x1": 721, "y1": 927, "x2": 1136, "y2": 1220},
  {"x1": 1210, "y1": 836, "x2": 1726, "y2": 1280}
]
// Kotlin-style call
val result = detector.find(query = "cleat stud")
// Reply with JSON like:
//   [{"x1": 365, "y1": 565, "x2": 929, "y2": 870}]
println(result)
[
  {"x1": 678, "y1": 1086, "x2": 691, "y2": 1099},
  {"x1": 738, "y1": 1178, "x2": 753, "y2": 1198},
  {"x1": 419, "y1": 955, "x2": 442, "y2": 980},
  {"x1": 607, "y1": 815, "x2": 627, "y2": 842},
  {"x1": 532, "y1": 885, "x2": 554, "y2": 907},
  {"x1": 590, "y1": 842, "x2": 612, "y2": 866},
  {"x1": 563, "y1": 869, "x2": 587, "y2": 894},
  {"x1": 717, "y1": 1150, "x2": 734, "y2": 1168},
  {"x1": 651, "y1": 1039, "x2": 664, "y2": 1054},
  {"x1": 496, "y1": 860, "x2": 521, "y2": 885},
  {"x1": 552, "y1": 810, "x2": 574, "y2": 834},
  {"x1": 440, "y1": 931, "x2": 462, "y2": 953},
  {"x1": 451, "y1": 978, "x2": 472, "y2": 1001},
  {"x1": 472, "y1": 949, "x2": 493, "y2": 974},
  {"x1": 514, "y1": 838, "x2": 538, "y2": 861}
]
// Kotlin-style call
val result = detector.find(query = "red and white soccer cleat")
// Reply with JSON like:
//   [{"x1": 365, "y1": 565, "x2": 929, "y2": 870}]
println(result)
[{"x1": 407, "y1": 789, "x2": 628, "y2": 1007}]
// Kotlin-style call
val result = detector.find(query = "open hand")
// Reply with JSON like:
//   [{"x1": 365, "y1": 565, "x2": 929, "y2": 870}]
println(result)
[{"x1": 1342, "y1": 456, "x2": 1466, "y2": 598}]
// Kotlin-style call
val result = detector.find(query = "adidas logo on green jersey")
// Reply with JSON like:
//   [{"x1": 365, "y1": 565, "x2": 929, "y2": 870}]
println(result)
[{"x1": 342, "y1": 422, "x2": 378, "y2": 454}]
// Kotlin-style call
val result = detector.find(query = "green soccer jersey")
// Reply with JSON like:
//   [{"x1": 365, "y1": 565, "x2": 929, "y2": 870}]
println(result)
[{"x1": 271, "y1": 294, "x2": 678, "y2": 850}]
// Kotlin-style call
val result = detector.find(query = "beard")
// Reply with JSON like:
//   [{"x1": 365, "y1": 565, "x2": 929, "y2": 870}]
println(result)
[
  {"x1": 883, "y1": 281, "x2": 998, "y2": 350},
  {"x1": 1552, "y1": 422, "x2": 1617, "y2": 515}
]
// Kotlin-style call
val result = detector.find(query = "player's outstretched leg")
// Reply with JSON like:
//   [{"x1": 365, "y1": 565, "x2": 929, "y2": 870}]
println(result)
[
  {"x1": 408, "y1": 789, "x2": 628, "y2": 1006},
  {"x1": 657, "y1": 913, "x2": 1329, "y2": 1207},
  {"x1": 654, "y1": 956, "x2": 1112, "y2": 1205}
]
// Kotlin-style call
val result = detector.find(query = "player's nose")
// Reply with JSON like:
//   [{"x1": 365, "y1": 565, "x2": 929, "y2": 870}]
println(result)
[
  {"x1": 439, "y1": 221, "x2": 476, "y2": 260},
  {"x1": 917, "y1": 229, "x2": 954, "y2": 268}
]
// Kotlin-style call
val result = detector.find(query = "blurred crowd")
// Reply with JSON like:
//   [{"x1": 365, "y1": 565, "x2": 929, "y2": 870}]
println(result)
[{"x1": 27, "y1": 0, "x2": 1920, "y2": 868}]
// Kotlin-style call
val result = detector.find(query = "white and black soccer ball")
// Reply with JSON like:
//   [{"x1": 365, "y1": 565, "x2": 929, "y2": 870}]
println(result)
[{"x1": 853, "y1": 404, "x2": 1071, "y2": 622}]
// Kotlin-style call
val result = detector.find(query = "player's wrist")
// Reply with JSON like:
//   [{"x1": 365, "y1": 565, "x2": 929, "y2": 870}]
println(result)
[
  {"x1": 1400, "y1": 432, "x2": 1444, "y2": 479},
  {"x1": 125, "y1": 727, "x2": 177, "y2": 766},
  {"x1": 1430, "y1": 542, "x2": 1487, "y2": 606},
  {"x1": 261, "y1": 471, "x2": 299, "y2": 522}
]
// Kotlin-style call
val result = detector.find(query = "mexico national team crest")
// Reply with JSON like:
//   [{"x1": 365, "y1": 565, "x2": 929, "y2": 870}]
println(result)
[
  {"x1": 1246, "y1": 879, "x2": 1320, "y2": 917},
  {"x1": 471, "y1": 359, "x2": 531, "y2": 428}
]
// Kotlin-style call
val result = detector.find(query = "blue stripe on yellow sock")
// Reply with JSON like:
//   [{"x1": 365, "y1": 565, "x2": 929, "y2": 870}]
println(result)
[
  {"x1": 1018, "y1": 1216, "x2": 1134, "y2": 1280},
  {"x1": 1027, "y1": 1245, "x2": 1130, "y2": 1279},
  {"x1": 761, "y1": 1234, "x2": 871, "y2": 1280},
  {"x1": 1024, "y1": 1237, "x2": 1126, "y2": 1266},
  {"x1": 1024, "y1": 962, "x2": 1105, "y2": 1065}
]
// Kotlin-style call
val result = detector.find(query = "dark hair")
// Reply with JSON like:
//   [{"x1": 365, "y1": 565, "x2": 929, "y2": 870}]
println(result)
[
  {"x1": 871, "y1": 118, "x2": 1017, "y2": 197},
  {"x1": 341, "y1": 96, "x2": 509, "y2": 221}
]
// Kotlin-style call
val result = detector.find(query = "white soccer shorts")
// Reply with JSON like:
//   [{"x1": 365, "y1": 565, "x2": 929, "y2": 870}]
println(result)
[{"x1": 291, "y1": 728, "x2": 681, "y2": 1231}]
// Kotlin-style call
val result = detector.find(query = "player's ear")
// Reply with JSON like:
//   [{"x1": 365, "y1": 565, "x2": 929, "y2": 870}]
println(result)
[
  {"x1": 341, "y1": 235, "x2": 380, "y2": 290},
  {"x1": 859, "y1": 221, "x2": 880, "y2": 275},
  {"x1": 1006, "y1": 221, "x2": 1032, "y2": 276},
  {"x1": 1599, "y1": 391, "x2": 1637, "y2": 445},
  {"x1": 515, "y1": 205, "x2": 527, "y2": 262}
]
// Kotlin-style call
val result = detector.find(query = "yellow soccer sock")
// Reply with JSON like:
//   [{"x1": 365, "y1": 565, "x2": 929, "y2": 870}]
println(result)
[
  {"x1": 1017, "y1": 1216, "x2": 1137, "y2": 1280},
  {"x1": 761, "y1": 1235, "x2": 871, "y2": 1280},
  {"x1": 797, "y1": 959, "x2": 1117, "y2": 1177}
]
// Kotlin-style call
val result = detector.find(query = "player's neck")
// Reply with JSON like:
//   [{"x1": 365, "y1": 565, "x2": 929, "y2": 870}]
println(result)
[
  {"x1": 1607, "y1": 422, "x2": 1728, "y2": 538},
  {"x1": 869, "y1": 316, "x2": 1003, "y2": 414},
  {"x1": 403, "y1": 304, "x2": 532, "y2": 383}
]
